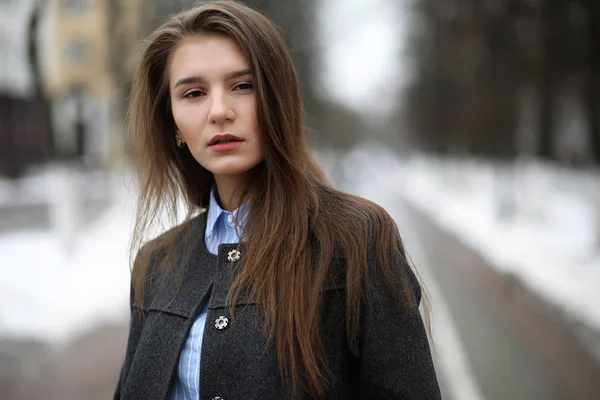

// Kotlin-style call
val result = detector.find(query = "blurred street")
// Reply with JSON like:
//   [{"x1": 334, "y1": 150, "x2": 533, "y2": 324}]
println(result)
[
  {"x1": 2, "y1": 0, "x2": 600, "y2": 398},
  {"x1": 2, "y1": 172, "x2": 600, "y2": 399}
]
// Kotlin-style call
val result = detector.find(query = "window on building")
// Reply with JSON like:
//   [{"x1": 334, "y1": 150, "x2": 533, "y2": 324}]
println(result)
[
  {"x1": 65, "y1": 39, "x2": 89, "y2": 62},
  {"x1": 63, "y1": 0, "x2": 92, "y2": 15}
]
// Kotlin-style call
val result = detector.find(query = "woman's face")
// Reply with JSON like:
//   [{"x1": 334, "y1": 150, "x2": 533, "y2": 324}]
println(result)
[{"x1": 168, "y1": 34, "x2": 264, "y2": 181}]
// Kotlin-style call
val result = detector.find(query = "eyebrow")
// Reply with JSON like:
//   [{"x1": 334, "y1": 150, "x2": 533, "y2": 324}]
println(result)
[{"x1": 173, "y1": 69, "x2": 252, "y2": 89}]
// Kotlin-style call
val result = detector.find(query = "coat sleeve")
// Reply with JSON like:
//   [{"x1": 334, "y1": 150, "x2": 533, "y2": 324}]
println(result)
[
  {"x1": 357, "y1": 244, "x2": 442, "y2": 399},
  {"x1": 113, "y1": 284, "x2": 144, "y2": 400}
]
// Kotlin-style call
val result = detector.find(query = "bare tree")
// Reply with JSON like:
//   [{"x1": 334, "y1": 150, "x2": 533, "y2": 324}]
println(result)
[
  {"x1": 536, "y1": 0, "x2": 561, "y2": 160},
  {"x1": 584, "y1": 0, "x2": 600, "y2": 163},
  {"x1": 27, "y1": 0, "x2": 54, "y2": 159}
]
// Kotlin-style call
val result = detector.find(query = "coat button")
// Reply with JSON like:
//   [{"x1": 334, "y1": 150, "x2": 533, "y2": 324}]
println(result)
[
  {"x1": 215, "y1": 316, "x2": 229, "y2": 330},
  {"x1": 227, "y1": 249, "x2": 241, "y2": 262},
  {"x1": 212, "y1": 397, "x2": 224, "y2": 400}
]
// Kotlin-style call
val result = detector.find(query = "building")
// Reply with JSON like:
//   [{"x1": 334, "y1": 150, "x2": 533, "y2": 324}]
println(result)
[
  {"x1": 0, "y1": 0, "x2": 53, "y2": 176},
  {"x1": 0, "y1": 0, "x2": 148, "y2": 174},
  {"x1": 40, "y1": 0, "x2": 115, "y2": 165}
]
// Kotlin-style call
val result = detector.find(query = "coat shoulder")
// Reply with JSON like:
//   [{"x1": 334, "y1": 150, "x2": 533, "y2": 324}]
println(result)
[
  {"x1": 134, "y1": 210, "x2": 207, "y2": 265},
  {"x1": 131, "y1": 210, "x2": 208, "y2": 306}
]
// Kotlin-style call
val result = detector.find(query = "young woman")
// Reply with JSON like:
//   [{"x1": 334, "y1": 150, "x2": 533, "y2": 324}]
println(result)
[{"x1": 114, "y1": 1, "x2": 441, "y2": 399}]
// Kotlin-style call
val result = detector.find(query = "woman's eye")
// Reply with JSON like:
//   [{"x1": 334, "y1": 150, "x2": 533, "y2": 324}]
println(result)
[
  {"x1": 234, "y1": 82, "x2": 253, "y2": 91},
  {"x1": 183, "y1": 90, "x2": 204, "y2": 99}
]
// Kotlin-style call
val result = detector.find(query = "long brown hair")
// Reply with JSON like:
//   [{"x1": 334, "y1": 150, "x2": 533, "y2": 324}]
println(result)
[{"x1": 129, "y1": 1, "x2": 431, "y2": 397}]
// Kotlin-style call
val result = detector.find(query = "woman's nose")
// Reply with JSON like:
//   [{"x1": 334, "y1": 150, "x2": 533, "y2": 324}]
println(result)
[{"x1": 208, "y1": 92, "x2": 235, "y2": 124}]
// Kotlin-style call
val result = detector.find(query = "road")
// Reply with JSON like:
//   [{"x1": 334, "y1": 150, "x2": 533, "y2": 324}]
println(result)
[
  {"x1": 400, "y1": 201, "x2": 600, "y2": 400},
  {"x1": 1, "y1": 324, "x2": 127, "y2": 400}
]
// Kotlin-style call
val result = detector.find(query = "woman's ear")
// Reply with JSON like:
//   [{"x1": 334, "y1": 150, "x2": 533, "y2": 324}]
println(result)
[{"x1": 175, "y1": 131, "x2": 186, "y2": 148}]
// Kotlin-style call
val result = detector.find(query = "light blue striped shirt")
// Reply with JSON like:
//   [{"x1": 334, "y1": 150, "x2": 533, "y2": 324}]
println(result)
[{"x1": 168, "y1": 186, "x2": 248, "y2": 400}]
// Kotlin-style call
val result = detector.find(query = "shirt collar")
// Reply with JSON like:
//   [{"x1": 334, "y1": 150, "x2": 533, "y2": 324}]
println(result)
[{"x1": 205, "y1": 185, "x2": 249, "y2": 239}]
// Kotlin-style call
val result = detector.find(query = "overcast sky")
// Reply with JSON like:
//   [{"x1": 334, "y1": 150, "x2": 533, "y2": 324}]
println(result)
[
  {"x1": 0, "y1": 0, "x2": 35, "y2": 96},
  {"x1": 318, "y1": 0, "x2": 411, "y2": 117}
]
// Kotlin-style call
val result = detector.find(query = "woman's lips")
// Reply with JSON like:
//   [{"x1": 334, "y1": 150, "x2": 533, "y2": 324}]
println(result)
[
  {"x1": 209, "y1": 133, "x2": 243, "y2": 146},
  {"x1": 209, "y1": 141, "x2": 243, "y2": 152}
]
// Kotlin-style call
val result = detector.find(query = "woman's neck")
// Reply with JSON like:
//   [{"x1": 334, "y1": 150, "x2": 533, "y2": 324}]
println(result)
[{"x1": 213, "y1": 174, "x2": 250, "y2": 211}]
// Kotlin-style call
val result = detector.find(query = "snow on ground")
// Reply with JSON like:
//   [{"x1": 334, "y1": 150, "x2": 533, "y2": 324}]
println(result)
[
  {"x1": 0, "y1": 205, "x2": 131, "y2": 343},
  {"x1": 330, "y1": 145, "x2": 600, "y2": 333},
  {"x1": 0, "y1": 170, "x2": 136, "y2": 345},
  {"x1": 0, "y1": 167, "x2": 196, "y2": 345}
]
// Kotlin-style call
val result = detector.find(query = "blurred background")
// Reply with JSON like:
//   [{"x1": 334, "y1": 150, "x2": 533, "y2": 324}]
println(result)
[{"x1": 1, "y1": 0, "x2": 599, "y2": 399}]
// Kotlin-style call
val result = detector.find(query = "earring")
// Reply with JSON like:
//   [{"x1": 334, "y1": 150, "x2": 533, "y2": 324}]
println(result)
[{"x1": 175, "y1": 134, "x2": 186, "y2": 148}]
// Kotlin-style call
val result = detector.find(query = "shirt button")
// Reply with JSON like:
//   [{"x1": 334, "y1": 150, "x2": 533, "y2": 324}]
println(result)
[
  {"x1": 215, "y1": 316, "x2": 229, "y2": 330},
  {"x1": 227, "y1": 214, "x2": 233, "y2": 223},
  {"x1": 227, "y1": 249, "x2": 241, "y2": 262}
]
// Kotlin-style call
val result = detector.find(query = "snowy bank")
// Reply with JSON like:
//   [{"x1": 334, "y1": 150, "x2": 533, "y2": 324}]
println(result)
[
  {"x1": 330, "y1": 145, "x2": 600, "y2": 335},
  {"x1": 0, "y1": 170, "x2": 137, "y2": 344}
]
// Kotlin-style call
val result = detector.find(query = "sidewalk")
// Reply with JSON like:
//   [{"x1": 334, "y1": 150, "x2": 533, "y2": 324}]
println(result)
[{"x1": 1, "y1": 322, "x2": 128, "y2": 400}]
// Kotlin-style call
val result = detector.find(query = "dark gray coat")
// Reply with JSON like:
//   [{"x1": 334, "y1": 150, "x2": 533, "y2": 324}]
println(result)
[{"x1": 114, "y1": 211, "x2": 441, "y2": 400}]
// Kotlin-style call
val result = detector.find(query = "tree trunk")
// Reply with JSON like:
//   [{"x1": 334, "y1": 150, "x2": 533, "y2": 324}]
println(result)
[
  {"x1": 28, "y1": 0, "x2": 55, "y2": 159},
  {"x1": 586, "y1": 0, "x2": 600, "y2": 164},
  {"x1": 537, "y1": 0, "x2": 560, "y2": 160}
]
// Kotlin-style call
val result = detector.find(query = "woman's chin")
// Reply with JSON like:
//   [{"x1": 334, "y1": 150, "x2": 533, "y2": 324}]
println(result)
[{"x1": 207, "y1": 164, "x2": 256, "y2": 179}]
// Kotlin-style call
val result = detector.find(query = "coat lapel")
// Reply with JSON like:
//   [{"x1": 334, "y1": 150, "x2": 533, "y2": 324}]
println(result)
[
  {"x1": 149, "y1": 212, "x2": 217, "y2": 317},
  {"x1": 123, "y1": 211, "x2": 219, "y2": 400}
]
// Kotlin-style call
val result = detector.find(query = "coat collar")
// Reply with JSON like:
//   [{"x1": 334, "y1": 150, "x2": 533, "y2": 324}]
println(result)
[
  {"x1": 123, "y1": 211, "x2": 250, "y2": 400},
  {"x1": 148, "y1": 211, "x2": 215, "y2": 317}
]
